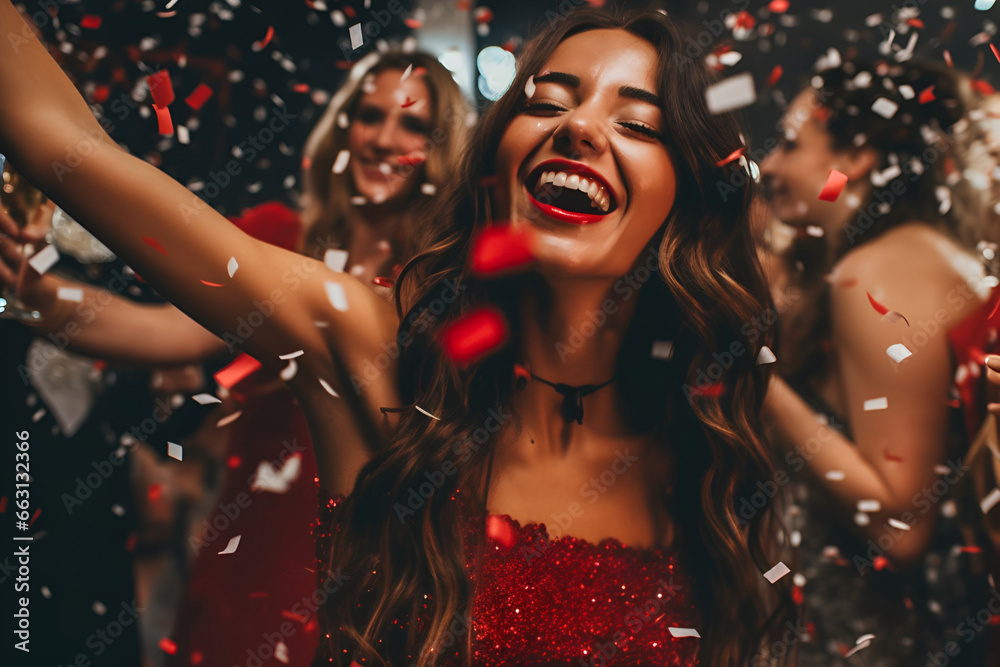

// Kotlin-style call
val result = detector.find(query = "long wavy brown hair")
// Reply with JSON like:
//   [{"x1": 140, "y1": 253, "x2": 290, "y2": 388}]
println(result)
[{"x1": 321, "y1": 8, "x2": 793, "y2": 666}]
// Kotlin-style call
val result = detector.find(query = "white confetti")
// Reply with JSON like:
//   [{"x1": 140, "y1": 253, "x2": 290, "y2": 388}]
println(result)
[
  {"x1": 279, "y1": 350, "x2": 304, "y2": 360},
  {"x1": 898, "y1": 85, "x2": 915, "y2": 100},
  {"x1": 349, "y1": 23, "x2": 363, "y2": 50},
  {"x1": 863, "y1": 397, "x2": 888, "y2": 411},
  {"x1": 218, "y1": 535, "x2": 242, "y2": 554},
  {"x1": 805, "y1": 225, "x2": 824, "y2": 238},
  {"x1": 718, "y1": 51, "x2": 743, "y2": 67},
  {"x1": 165, "y1": 0, "x2": 179, "y2": 8},
  {"x1": 857, "y1": 499, "x2": 881, "y2": 513},
  {"x1": 704, "y1": 72, "x2": 757, "y2": 114},
  {"x1": 825, "y1": 470, "x2": 845, "y2": 481},
  {"x1": 216, "y1": 410, "x2": 243, "y2": 427},
  {"x1": 524, "y1": 74, "x2": 536, "y2": 99},
  {"x1": 844, "y1": 634, "x2": 875, "y2": 658},
  {"x1": 325, "y1": 281, "x2": 348, "y2": 311},
  {"x1": 28, "y1": 244, "x2": 60, "y2": 275},
  {"x1": 887, "y1": 518, "x2": 911, "y2": 531},
  {"x1": 192, "y1": 393, "x2": 221, "y2": 405},
  {"x1": 319, "y1": 378, "x2": 340, "y2": 397},
  {"x1": 667, "y1": 627, "x2": 701, "y2": 638},
  {"x1": 871, "y1": 97, "x2": 899, "y2": 119},
  {"x1": 57, "y1": 286, "x2": 84, "y2": 302},
  {"x1": 167, "y1": 441, "x2": 183, "y2": 461},
  {"x1": 981, "y1": 488, "x2": 1000, "y2": 514},
  {"x1": 251, "y1": 453, "x2": 301, "y2": 493},
  {"x1": 275, "y1": 640, "x2": 290, "y2": 664},
  {"x1": 415, "y1": 404, "x2": 441, "y2": 421},
  {"x1": 41, "y1": 586, "x2": 51, "y2": 599},
  {"x1": 854, "y1": 512, "x2": 871, "y2": 526},
  {"x1": 227, "y1": 256, "x2": 239, "y2": 278},
  {"x1": 349, "y1": 195, "x2": 368, "y2": 206},
  {"x1": 651, "y1": 340, "x2": 675, "y2": 361},
  {"x1": 111, "y1": 504, "x2": 125, "y2": 516},
  {"x1": 92, "y1": 601, "x2": 107, "y2": 616},
  {"x1": 177, "y1": 125, "x2": 190, "y2": 144},
  {"x1": 332, "y1": 149, "x2": 351, "y2": 174},
  {"x1": 886, "y1": 343, "x2": 912, "y2": 363},
  {"x1": 763, "y1": 562, "x2": 791, "y2": 583},
  {"x1": 336, "y1": 111, "x2": 350, "y2": 129},
  {"x1": 934, "y1": 464, "x2": 953, "y2": 475},
  {"x1": 420, "y1": 183, "x2": 436, "y2": 196},
  {"x1": 280, "y1": 358, "x2": 298, "y2": 381},
  {"x1": 330, "y1": 10, "x2": 346, "y2": 26},
  {"x1": 323, "y1": 248, "x2": 349, "y2": 273},
  {"x1": 756, "y1": 346, "x2": 776, "y2": 365},
  {"x1": 400, "y1": 63, "x2": 413, "y2": 81}
]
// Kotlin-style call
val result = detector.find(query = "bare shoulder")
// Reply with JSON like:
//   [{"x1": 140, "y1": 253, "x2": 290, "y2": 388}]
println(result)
[{"x1": 832, "y1": 222, "x2": 987, "y2": 325}]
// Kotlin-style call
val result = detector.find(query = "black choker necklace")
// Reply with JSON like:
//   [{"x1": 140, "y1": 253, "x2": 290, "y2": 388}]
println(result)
[{"x1": 515, "y1": 364, "x2": 616, "y2": 425}]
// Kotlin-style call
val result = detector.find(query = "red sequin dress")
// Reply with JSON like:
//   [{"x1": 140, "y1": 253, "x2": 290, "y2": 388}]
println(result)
[{"x1": 312, "y1": 490, "x2": 701, "y2": 666}]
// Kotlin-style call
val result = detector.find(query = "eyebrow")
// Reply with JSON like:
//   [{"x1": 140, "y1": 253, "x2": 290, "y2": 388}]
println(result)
[{"x1": 533, "y1": 71, "x2": 662, "y2": 107}]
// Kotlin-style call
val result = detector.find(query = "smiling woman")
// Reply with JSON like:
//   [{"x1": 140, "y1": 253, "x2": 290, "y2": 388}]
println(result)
[{"x1": 0, "y1": 2, "x2": 791, "y2": 666}]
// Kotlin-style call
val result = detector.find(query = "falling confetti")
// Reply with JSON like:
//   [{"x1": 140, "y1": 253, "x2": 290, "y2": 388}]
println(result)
[
  {"x1": 870, "y1": 97, "x2": 899, "y2": 119},
  {"x1": 668, "y1": 627, "x2": 701, "y2": 638},
  {"x1": 319, "y1": 378, "x2": 339, "y2": 397},
  {"x1": 652, "y1": 340, "x2": 675, "y2": 361},
  {"x1": 251, "y1": 453, "x2": 302, "y2": 493},
  {"x1": 252, "y1": 26, "x2": 275, "y2": 51},
  {"x1": 147, "y1": 71, "x2": 174, "y2": 106},
  {"x1": 154, "y1": 104, "x2": 173, "y2": 135},
  {"x1": 280, "y1": 359, "x2": 298, "y2": 381},
  {"x1": 227, "y1": 257, "x2": 239, "y2": 277},
  {"x1": 213, "y1": 353, "x2": 262, "y2": 389},
  {"x1": 887, "y1": 518, "x2": 911, "y2": 531},
  {"x1": 716, "y1": 147, "x2": 745, "y2": 167},
  {"x1": 844, "y1": 634, "x2": 875, "y2": 658},
  {"x1": 818, "y1": 169, "x2": 848, "y2": 202},
  {"x1": 756, "y1": 346, "x2": 777, "y2": 365},
  {"x1": 325, "y1": 281, "x2": 348, "y2": 311},
  {"x1": 216, "y1": 410, "x2": 243, "y2": 427},
  {"x1": 218, "y1": 535, "x2": 242, "y2": 554},
  {"x1": 886, "y1": 343, "x2": 912, "y2": 362},
  {"x1": 704, "y1": 72, "x2": 757, "y2": 114},
  {"x1": 420, "y1": 183, "x2": 437, "y2": 195},
  {"x1": 763, "y1": 562, "x2": 791, "y2": 583},
  {"x1": 981, "y1": 488, "x2": 1000, "y2": 514},
  {"x1": 185, "y1": 83, "x2": 214, "y2": 111},
  {"x1": 80, "y1": 15, "x2": 102, "y2": 29},
  {"x1": 524, "y1": 75, "x2": 536, "y2": 99},
  {"x1": 825, "y1": 470, "x2": 846, "y2": 481},
  {"x1": 441, "y1": 306, "x2": 509, "y2": 365},
  {"x1": 167, "y1": 442, "x2": 183, "y2": 461},
  {"x1": 349, "y1": 23, "x2": 363, "y2": 50},
  {"x1": 199, "y1": 279, "x2": 224, "y2": 287},
  {"x1": 158, "y1": 637, "x2": 178, "y2": 655},
  {"x1": 191, "y1": 393, "x2": 221, "y2": 405},
  {"x1": 57, "y1": 286, "x2": 84, "y2": 302},
  {"x1": 863, "y1": 397, "x2": 888, "y2": 411},
  {"x1": 28, "y1": 244, "x2": 60, "y2": 274},
  {"x1": 857, "y1": 499, "x2": 881, "y2": 512},
  {"x1": 470, "y1": 226, "x2": 534, "y2": 277},
  {"x1": 332, "y1": 149, "x2": 351, "y2": 174},
  {"x1": 767, "y1": 65, "x2": 783, "y2": 86}
]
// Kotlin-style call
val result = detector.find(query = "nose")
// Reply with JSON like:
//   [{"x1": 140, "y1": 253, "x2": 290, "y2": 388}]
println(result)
[
  {"x1": 552, "y1": 105, "x2": 609, "y2": 159},
  {"x1": 371, "y1": 118, "x2": 397, "y2": 156}
]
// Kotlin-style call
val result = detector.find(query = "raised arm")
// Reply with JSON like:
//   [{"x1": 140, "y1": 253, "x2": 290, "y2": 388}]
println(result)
[{"x1": 0, "y1": 0, "x2": 400, "y2": 495}]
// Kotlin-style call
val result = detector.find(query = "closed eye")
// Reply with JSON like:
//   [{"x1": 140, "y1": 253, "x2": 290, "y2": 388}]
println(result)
[
  {"x1": 618, "y1": 121, "x2": 666, "y2": 143},
  {"x1": 521, "y1": 101, "x2": 566, "y2": 114}
]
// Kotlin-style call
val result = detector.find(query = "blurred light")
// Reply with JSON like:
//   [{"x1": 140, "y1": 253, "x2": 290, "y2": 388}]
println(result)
[
  {"x1": 438, "y1": 48, "x2": 465, "y2": 75},
  {"x1": 477, "y1": 46, "x2": 515, "y2": 101}
]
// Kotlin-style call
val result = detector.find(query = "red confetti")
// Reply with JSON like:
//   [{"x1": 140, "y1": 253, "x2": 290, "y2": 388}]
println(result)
[
  {"x1": 141, "y1": 236, "x2": 168, "y2": 255},
  {"x1": 768, "y1": 0, "x2": 790, "y2": 12},
  {"x1": 253, "y1": 25, "x2": 274, "y2": 50},
  {"x1": 30, "y1": 507, "x2": 41, "y2": 526},
  {"x1": 813, "y1": 106, "x2": 832, "y2": 123},
  {"x1": 404, "y1": 18, "x2": 423, "y2": 29},
  {"x1": 919, "y1": 86, "x2": 936, "y2": 104},
  {"x1": 905, "y1": 18, "x2": 925, "y2": 29},
  {"x1": 944, "y1": 50, "x2": 954, "y2": 67},
  {"x1": 959, "y1": 545, "x2": 983, "y2": 554},
  {"x1": 199, "y1": 279, "x2": 225, "y2": 287},
  {"x1": 470, "y1": 225, "x2": 534, "y2": 277},
  {"x1": 148, "y1": 484, "x2": 163, "y2": 501},
  {"x1": 974, "y1": 79, "x2": 997, "y2": 95},
  {"x1": 866, "y1": 292, "x2": 889, "y2": 315},
  {"x1": 474, "y1": 7, "x2": 494, "y2": 23},
  {"x1": 185, "y1": 83, "x2": 214, "y2": 111},
  {"x1": 226, "y1": 455, "x2": 241, "y2": 469},
  {"x1": 441, "y1": 306, "x2": 509, "y2": 366},
  {"x1": 191, "y1": 650, "x2": 204, "y2": 665},
  {"x1": 401, "y1": 96, "x2": 417, "y2": 108},
  {"x1": 80, "y1": 15, "x2": 102, "y2": 29},
  {"x1": 486, "y1": 515, "x2": 515, "y2": 547},
  {"x1": 733, "y1": 11, "x2": 755, "y2": 31},
  {"x1": 372, "y1": 276, "x2": 394, "y2": 288},
  {"x1": 818, "y1": 169, "x2": 848, "y2": 202},
  {"x1": 716, "y1": 147, "x2": 745, "y2": 167},
  {"x1": 154, "y1": 104, "x2": 173, "y2": 136},
  {"x1": 214, "y1": 353, "x2": 262, "y2": 389},
  {"x1": 302, "y1": 156, "x2": 313, "y2": 170},
  {"x1": 767, "y1": 65, "x2": 784, "y2": 86},
  {"x1": 158, "y1": 638, "x2": 178, "y2": 655},
  {"x1": 147, "y1": 71, "x2": 174, "y2": 106},
  {"x1": 342, "y1": 5, "x2": 356, "y2": 17},
  {"x1": 992, "y1": 44, "x2": 1000, "y2": 64},
  {"x1": 873, "y1": 556, "x2": 890, "y2": 571},
  {"x1": 292, "y1": 83, "x2": 310, "y2": 93},
  {"x1": 792, "y1": 585, "x2": 804, "y2": 605},
  {"x1": 456, "y1": 0, "x2": 471, "y2": 9},
  {"x1": 396, "y1": 151, "x2": 427, "y2": 166},
  {"x1": 93, "y1": 85, "x2": 110, "y2": 103}
]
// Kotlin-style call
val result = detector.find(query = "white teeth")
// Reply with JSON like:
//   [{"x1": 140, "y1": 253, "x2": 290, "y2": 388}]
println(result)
[{"x1": 534, "y1": 168, "x2": 613, "y2": 212}]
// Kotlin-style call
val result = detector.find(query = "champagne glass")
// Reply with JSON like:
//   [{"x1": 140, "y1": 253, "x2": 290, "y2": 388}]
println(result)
[{"x1": 0, "y1": 160, "x2": 45, "y2": 321}]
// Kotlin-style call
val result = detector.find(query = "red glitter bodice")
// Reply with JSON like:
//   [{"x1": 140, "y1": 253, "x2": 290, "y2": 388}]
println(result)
[{"x1": 313, "y1": 491, "x2": 701, "y2": 666}]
